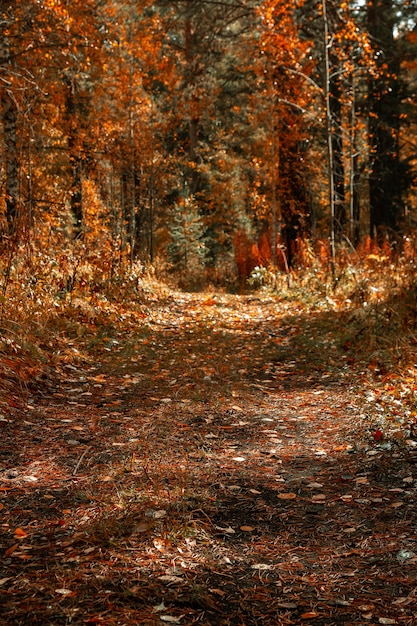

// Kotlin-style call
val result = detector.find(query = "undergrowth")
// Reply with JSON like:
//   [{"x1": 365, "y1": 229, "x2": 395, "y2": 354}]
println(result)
[{"x1": 1, "y1": 234, "x2": 417, "y2": 417}]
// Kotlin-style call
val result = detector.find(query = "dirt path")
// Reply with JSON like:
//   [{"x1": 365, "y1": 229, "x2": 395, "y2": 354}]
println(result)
[{"x1": 1, "y1": 292, "x2": 417, "y2": 625}]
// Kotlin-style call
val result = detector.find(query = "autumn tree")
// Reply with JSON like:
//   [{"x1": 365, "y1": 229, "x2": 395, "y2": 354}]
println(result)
[
  {"x1": 152, "y1": 0, "x2": 262, "y2": 272},
  {"x1": 0, "y1": 0, "x2": 29, "y2": 237},
  {"x1": 0, "y1": 0, "x2": 107, "y2": 245},
  {"x1": 255, "y1": 0, "x2": 314, "y2": 267}
]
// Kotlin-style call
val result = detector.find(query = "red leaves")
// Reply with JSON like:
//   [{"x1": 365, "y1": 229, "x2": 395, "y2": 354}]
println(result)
[{"x1": 371, "y1": 428, "x2": 384, "y2": 442}]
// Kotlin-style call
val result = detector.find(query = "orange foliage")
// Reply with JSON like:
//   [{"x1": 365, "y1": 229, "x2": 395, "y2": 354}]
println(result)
[
  {"x1": 234, "y1": 230, "x2": 274, "y2": 289},
  {"x1": 258, "y1": 232, "x2": 272, "y2": 265},
  {"x1": 317, "y1": 240, "x2": 331, "y2": 266},
  {"x1": 234, "y1": 231, "x2": 256, "y2": 289}
]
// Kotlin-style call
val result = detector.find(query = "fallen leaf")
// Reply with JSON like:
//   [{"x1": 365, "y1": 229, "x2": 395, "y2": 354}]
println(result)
[
  {"x1": 251, "y1": 563, "x2": 272, "y2": 570},
  {"x1": 209, "y1": 588, "x2": 226, "y2": 596},
  {"x1": 276, "y1": 602, "x2": 298, "y2": 609},
  {"x1": 153, "y1": 538, "x2": 170, "y2": 552},
  {"x1": 14, "y1": 528, "x2": 28, "y2": 539},
  {"x1": 215, "y1": 525, "x2": 235, "y2": 534},
  {"x1": 135, "y1": 521, "x2": 155, "y2": 533},
  {"x1": 392, "y1": 597, "x2": 414, "y2": 606},
  {"x1": 372, "y1": 429, "x2": 384, "y2": 441},
  {"x1": 301, "y1": 612, "x2": 319, "y2": 619},
  {"x1": 355, "y1": 477, "x2": 369, "y2": 484},
  {"x1": 160, "y1": 617, "x2": 183, "y2": 624},
  {"x1": 278, "y1": 493, "x2": 297, "y2": 500},
  {"x1": 240, "y1": 525, "x2": 255, "y2": 532},
  {"x1": 378, "y1": 619, "x2": 397, "y2": 625},
  {"x1": 55, "y1": 588, "x2": 73, "y2": 595},
  {"x1": 158, "y1": 575, "x2": 183, "y2": 584},
  {"x1": 5, "y1": 544, "x2": 18, "y2": 557}
]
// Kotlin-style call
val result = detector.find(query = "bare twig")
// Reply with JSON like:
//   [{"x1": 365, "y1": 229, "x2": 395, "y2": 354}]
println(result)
[{"x1": 73, "y1": 446, "x2": 92, "y2": 475}]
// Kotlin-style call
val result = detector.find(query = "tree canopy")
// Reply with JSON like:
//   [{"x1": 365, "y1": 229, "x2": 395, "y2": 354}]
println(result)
[{"x1": 0, "y1": 0, "x2": 416, "y2": 285}]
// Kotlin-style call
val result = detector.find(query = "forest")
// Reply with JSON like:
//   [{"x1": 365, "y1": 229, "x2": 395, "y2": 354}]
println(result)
[
  {"x1": 0, "y1": 0, "x2": 416, "y2": 286},
  {"x1": 2, "y1": 1, "x2": 417, "y2": 625}
]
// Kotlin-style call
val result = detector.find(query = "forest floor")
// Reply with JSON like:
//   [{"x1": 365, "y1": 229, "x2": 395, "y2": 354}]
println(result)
[{"x1": 1, "y1": 290, "x2": 417, "y2": 625}]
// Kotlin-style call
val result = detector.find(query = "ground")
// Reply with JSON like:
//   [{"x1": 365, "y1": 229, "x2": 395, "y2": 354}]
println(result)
[{"x1": 1, "y1": 291, "x2": 417, "y2": 625}]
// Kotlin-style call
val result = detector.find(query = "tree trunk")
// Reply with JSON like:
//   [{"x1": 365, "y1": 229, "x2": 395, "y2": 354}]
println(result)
[
  {"x1": 367, "y1": 0, "x2": 403, "y2": 242},
  {"x1": 184, "y1": 10, "x2": 201, "y2": 196},
  {"x1": 349, "y1": 73, "x2": 360, "y2": 246},
  {"x1": 1, "y1": 90, "x2": 19, "y2": 236},
  {"x1": 64, "y1": 74, "x2": 83, "y2": 239},
  {"x1": 330, "y1": 70, "x2": 346, "y2": 240},
  {"x1": 322, "y1": 0, "x2": 336, "y2": 264}
]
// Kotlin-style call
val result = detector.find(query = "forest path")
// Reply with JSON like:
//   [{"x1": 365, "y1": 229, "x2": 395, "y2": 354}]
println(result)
[{"x1": 1, "y1": 291, "x2": 417, "y2": 625}]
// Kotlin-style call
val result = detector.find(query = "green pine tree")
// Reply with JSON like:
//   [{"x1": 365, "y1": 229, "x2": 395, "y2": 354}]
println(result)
[{"x1": 167, "y1": 196, "x2": 208, "y2": 287}]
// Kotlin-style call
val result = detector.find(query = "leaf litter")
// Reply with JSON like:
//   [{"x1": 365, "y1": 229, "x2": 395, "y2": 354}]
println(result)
[{"x1": 1, "y1": 291, "x2": 417, "y2": 624}]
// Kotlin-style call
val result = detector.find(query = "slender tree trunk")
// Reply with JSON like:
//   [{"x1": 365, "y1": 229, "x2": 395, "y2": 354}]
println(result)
[
  {"x1": 68, "y1": 150, "x2": 83, "y2": 239},
  {"x1": 129, "y1": 94, "x2": 136, "y2": 260},
  {"x1": 330, "y1": 70, "x2": 346, "y2": 239},
  {"x1": 322, "y1": 0, "x2": 336, "y2": 267},
  {"x1": 64, "y1": 74, "x2": 83, "y2": 239},
  {"x1": 2, "y1": 90, "x2": 19, "y2": 236},
  {"x1": 149, "y1": 98, "x2": 155, "y2": 262},
  {"x1": 349, "y1": 73, "x2": 360, "y2": 246},
  {"x1": 269, "y1": 66, "x2": 281, "y2": 268},
  {"x1": 184, "y1": 7, "x2": 201, "y2": 195}
]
